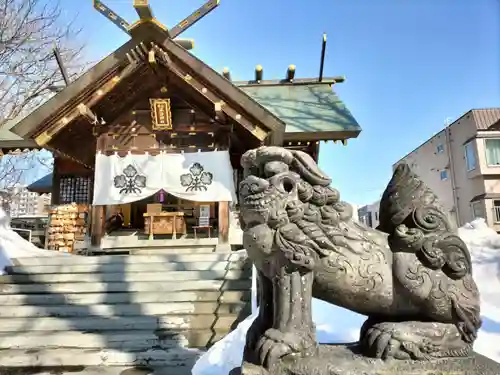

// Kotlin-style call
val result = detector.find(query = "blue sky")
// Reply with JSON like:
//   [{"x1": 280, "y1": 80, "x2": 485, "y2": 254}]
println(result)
[{"x1": 59, "y1": 0, "x2": 500, "y2": 205}]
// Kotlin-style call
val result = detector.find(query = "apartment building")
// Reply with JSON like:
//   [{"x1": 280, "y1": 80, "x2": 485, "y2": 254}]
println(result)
[
  {"x1": 394, "y1": 108, "x2": 500, "y2": 230},
  {"x1": 358, "y1": 200, "x2": 380, "y2": 228},
  {"x1": 0, "y1": 185, "x2": 51, "y2": 217}
]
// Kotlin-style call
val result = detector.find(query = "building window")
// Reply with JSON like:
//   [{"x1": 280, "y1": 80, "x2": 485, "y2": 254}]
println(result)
[
  {"x1": 440, "y1": 170, "x2": 448, "y2": 180},
  {"x1": 485, "y1": 139, "x2": 500, "y2": 166},
  {"x1": 494, "y1": 200, "x2": 500, "y2": 223},
  {"x1": 59, "y1": 176, "x2": 91, "y2": 204},
  {"x1": 437, "y1": 143, "x2": 444, "y2": 153},
  {"x1": 464, "y1": 141, "x2": 477, "y2": 171},
  {"x1": 471, "y1": 201, "x2": 484, "y2": 220}
]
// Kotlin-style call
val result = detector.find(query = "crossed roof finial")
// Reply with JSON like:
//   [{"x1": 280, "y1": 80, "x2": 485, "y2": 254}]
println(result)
[{"x1": 92, "y1": 0, "x2": 220, "y2": 49}]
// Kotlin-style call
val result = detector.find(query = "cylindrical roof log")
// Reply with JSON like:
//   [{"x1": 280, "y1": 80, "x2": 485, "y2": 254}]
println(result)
[
  {"x1": 176, "y1": 39, "x2": 195, "y2": 50},
  {"x1": 255, "y1": 65, "x2": 263, "y2": 82},
  {"x1": 286, "y1": 64, "x2": 296, "y2": 81},
  {"x1": 222, "y1": 67, "x2": 231, "y2": 80}
]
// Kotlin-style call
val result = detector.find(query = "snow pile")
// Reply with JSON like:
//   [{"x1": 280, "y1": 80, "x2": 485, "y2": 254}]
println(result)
[
  {"x1": 458, "y1": 218, "x2": 500, "y2": 362},
  {"x1": 193, "y1": 218, "x2": 500, "y2": 375},
  {"x1": 0, "y1": 207, "x2": 67, "y2": 275}
]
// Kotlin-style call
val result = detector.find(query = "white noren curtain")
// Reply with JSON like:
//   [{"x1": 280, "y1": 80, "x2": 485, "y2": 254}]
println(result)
[{"x1": 93, "y1": 151, "x2": 236, "y2": 206}]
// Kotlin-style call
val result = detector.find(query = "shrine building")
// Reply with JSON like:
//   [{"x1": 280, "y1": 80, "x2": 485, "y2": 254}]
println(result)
[{"x1": 2, "y1": 0, "x2": 361, "y2": 252}]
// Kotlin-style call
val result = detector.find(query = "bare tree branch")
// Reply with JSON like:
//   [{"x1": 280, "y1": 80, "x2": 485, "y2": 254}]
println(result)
[
  {"x1": 0, "y1": 0, "x2": 88, "y2": 211},
  {"x1": 0, "y1": 0, "x2": 88, "y2": 129}
]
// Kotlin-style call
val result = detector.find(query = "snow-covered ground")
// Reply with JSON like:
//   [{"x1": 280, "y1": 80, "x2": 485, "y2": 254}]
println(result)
[
  {"x1": 193, "y1": 219, "x2": 500, "y2": 375},
  {"x1": 0, "y1": 208, "x2": 69, "y2": 274}
]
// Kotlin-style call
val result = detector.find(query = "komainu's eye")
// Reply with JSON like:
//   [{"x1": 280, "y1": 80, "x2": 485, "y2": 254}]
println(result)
[{"x1": 263, "y1": 161, "x2": 288, "y2": 178}]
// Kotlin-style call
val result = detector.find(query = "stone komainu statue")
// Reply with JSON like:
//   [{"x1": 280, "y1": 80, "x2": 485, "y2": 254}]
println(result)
[{"x1": 238, "y1": 146, "x2": 481, "y2": 369}]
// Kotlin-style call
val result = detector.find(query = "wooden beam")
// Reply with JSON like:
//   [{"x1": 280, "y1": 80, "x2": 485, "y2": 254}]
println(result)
[
  {"x1": 218, "y1": 201, "x2": 229, "y2": 244},
  {"x1": 12, "y1": 38, "x2": 140, "y2": 139},
  {"x1": 93, "y1": 0, "x2": 130, "y2": 34},
  {"x1": 0, "y1": 139, "x2": 38, "y2": 150},
  {"x1": 133, "y1": 0, "x2": 154, "y2": 20},
  {"x1": 152, "y1": 44, "x2": 269, "y2": 141},
  {"x1": 151, "y1": 44, "x2": 217, "y2": 115},
  {"x1": 175, "y1": 124, "x2": 230, "y2": 132},
  {"x1": 51, "y1": 155, "x2": 61, "y2": 204},
  {"x1": 77, "y1": 104, "x2": 99, "y2": 125},
  {"x1": 233, "y1": 76, "x2": 346, "y2": 87},
  {"x1": 91, "y1": 205, "x2": 106, "y2": 247},
  {"x1": 220, "y1": 103, "x2": 268, "y2": 141},
  {"x1": 160, "y1": 37, "x2": 286, "y2": 135},
  {"x1": 169, "y1": 0, "x2": 220, "y2": 39},
  {"x1": 34, "y1": 62, "x2": 143, "y2": 146}
]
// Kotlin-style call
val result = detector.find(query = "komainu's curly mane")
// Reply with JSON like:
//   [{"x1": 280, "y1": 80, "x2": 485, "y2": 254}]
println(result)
[
  {"x1": 241, "y1": 147, "x2": 378, "y2": 270},
  {"x1": 378, "y1": 163, "x2": 481, "y2": 342},
  {"x1": 379, "y1": 163, "x2": 473, "y2": 280}
]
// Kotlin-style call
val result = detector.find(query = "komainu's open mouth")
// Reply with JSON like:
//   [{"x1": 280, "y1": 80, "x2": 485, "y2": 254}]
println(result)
[{"x1": 241, "y1": 187, "x2": 283, "y2": 211}]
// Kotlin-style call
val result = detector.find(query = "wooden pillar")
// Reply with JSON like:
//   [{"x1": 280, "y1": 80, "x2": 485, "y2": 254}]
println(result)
[
  {"x1": 91, "y1": 205, "x2": 106, "y2": 247},
  {"x1": 51, "y1": 154, "x2": 61, "y2": 205},
  {"x1": 90, "y1": 133, "x2": 108, "y2": 247},
  {"x1": 218, "y1": 201, "x2": 229, "y2": 244}
]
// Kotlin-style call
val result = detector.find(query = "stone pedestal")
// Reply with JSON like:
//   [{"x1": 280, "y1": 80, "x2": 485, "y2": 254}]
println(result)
[{"x1": 231, "y1": 344, "x2": 500, "y2": 375}]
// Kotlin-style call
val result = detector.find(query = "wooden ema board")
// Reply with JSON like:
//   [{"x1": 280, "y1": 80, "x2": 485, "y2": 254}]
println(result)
[{"x1": 46, "y1": 204, "x2": 89, "y2": 253}]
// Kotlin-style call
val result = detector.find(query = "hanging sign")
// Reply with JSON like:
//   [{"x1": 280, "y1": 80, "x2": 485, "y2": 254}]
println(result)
[{"x1": 150, "y1": 98, "x2": 173, "y2": 130}]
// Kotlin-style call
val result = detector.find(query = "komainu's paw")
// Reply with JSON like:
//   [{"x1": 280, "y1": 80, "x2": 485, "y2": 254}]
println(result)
[
  {"x1": 360, "y1": 321, "x2": 471, "y2": 360},
  {"x1": 254, "y1": 328, "x2": 317, "y2": 368}
]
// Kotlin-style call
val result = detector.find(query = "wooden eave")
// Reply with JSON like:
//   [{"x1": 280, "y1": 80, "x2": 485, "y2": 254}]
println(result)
[
  {"x1": 283, "y1": 129, "x2": 361, "y2": 142},
  {"x1": 10, "y1": 38, "x2": 140, "y2": 140},
  {"x1": 0, "y1": 139, "x2": 38, "y2": 150}
]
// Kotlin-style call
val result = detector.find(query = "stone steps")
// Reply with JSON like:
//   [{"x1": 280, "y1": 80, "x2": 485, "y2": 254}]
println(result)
[
  {"x1": 0, "y1": 249, "x2": 251, "y2": 370},
  {"x1": 0, "y1": 279, "x2": 251, "y2": 294},
  {"x1": 0, "y1": 314, "x2": 238, "y2": 332},
  {"x1": 12, "y1": 252, "x2": 245, "y2": 266},
  {"x1": 99, "y1": 237, "x2": 220, "y2": 252},
  {"x1": 2, "y1": 367, "x2": 190, "y2": 375},
  {"x1": 0, "y1": 269, "x2": 250, "y2": 283},
  {"x1": 0, "y1": 290, "x2": 250, "y2": 305},
  {"x1": 8, "y1": 260, "x2": 248, "y2": 274},
  {"x1": 0, "y1": 348, "x2": 203, "y2": 368},
  {"x1": 0, "y1": 301, "x2": 249, "y2": 318},
  {"x1": 0, "y1": 329, "x2": 228, "y2": 350}
]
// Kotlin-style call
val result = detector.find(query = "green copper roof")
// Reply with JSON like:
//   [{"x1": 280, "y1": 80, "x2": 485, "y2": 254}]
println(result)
[{"x1": 239, "y1": 83, "x2": 361, "y2": 136}]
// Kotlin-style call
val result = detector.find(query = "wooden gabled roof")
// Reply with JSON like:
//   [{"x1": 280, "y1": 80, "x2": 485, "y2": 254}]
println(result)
[{"x1": 10, "y1": 21, "x2": 286, "y2": 149}]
